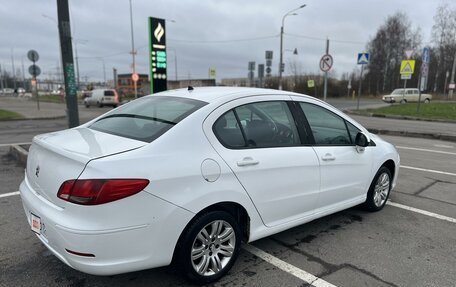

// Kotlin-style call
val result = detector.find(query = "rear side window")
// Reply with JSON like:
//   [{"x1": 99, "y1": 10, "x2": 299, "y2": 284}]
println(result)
[
  {"x1": 89, "y1": 96, "x2": 207, "y2": 142},
  {"x1": 104, "y1": 90, "x2": 115, "y2": 96},
  {"x1": 213, "y1": 111, "x2": 245, "y2": 148},
  {"x1": 213, "y1": 101, "x2": 300, "y2": 149}
]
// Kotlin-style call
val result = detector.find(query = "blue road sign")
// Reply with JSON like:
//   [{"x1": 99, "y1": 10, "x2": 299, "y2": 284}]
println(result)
[
  {"x1": 422, "y1": 47, "x2": 430, "y2": 64},
  {"x1": 357, "y1": 53, "x2": 369, "y2": 65}
]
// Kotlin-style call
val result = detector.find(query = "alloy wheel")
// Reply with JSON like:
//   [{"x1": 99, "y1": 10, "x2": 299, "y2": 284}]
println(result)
[
  {"x1": 373, "y1": 172, "x2": 390, "y2": 207},
  {"x1": 190, "y1": 220, "x2": 236, "y2": 276}
]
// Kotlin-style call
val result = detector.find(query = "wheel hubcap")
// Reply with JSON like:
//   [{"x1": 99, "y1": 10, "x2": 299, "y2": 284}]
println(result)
[
  {"x1": 191, "y1": 220, "x2": 236, "y2": 276},
  {"x1": 374, "y1": 172, "x2": 390, "y2": 207}
]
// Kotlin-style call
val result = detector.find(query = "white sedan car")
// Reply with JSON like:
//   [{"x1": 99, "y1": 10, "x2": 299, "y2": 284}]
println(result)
[
  {"x1": 382, "y1": 88, "x2": 432, "y2": 103},
  {"x1": 20, "y1": 87, "x2": 400, "y2": 284}
]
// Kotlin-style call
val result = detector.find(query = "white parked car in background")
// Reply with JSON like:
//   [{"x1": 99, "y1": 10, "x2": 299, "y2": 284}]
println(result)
[
  {"x1": 20, "y1": 87, "x2": 400, "y2": 284},
  {"x1": 382, "y1": 88, "x2": 432, "y2": 103},
  {"x1": 83, "y1": 89, "x2": 119, "y2": 108}
]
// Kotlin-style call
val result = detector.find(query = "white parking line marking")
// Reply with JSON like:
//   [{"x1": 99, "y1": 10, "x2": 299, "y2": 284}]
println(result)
[
  {"x1": 387, "y1": 201, "x2": 456, "y2": 224},
  {"x1": 434, "y1": 144, "x2": 454, "y2": 149},
  {"x1": 0, "y1": 142, "x2": 31, "y2": 147},
  {"x1": 243, "y1": 244, "x2": 337, "y2": 287},
  {"x1": 396, "y1": 146, "x2": 456, "y2": 156},
  {"x1": 401, "y1": 165, "x2": 456, "y2": 177},
  {"x1": 0, "y1": 191, "x2": 20, "y2": 198}
]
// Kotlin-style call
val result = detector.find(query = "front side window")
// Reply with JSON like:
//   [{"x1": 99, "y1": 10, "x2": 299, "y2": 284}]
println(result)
[
  {"x1": 90, "y1": 96, "x2": 207, "y2": 142},
  {"x1": 299, "y1": 103, "x2": 351, "y2": 145},
  {"x1": 213, "y1": 101, "x2": 300, "y2": 149},
  {"x1": 346, "y1": 121, "x2": 360, "y2": 144}
]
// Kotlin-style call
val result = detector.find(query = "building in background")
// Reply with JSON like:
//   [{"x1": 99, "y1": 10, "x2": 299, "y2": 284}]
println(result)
[
  {"x1": 167, "y1": 79, "x2": 216, "y2": 90},
  {"x1": 117, "y1": 73, "x2": 149, "y2": 97}
]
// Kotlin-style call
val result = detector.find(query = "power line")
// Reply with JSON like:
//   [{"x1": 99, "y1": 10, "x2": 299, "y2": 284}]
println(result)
[
  {"x1": 77, "y1": 34, "x2": 280, "y2": 59},
  {"x1": 285, "y1": 33, "x2": 366, "y2": 45},
  {"x1": 168, "y1": 34, "x2": 279, "y2": 44},
  {"x1": 77, "y1": 50, "x2": 130, "y2": 59}
]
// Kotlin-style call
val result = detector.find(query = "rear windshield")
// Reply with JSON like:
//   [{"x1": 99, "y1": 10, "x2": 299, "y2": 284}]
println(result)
[
  {"x1": 104, "y1": 90, "x2": 115, "y2": 96},
  {"x1": 89, "y1": 96, "x2": 207, "y2": 142}
]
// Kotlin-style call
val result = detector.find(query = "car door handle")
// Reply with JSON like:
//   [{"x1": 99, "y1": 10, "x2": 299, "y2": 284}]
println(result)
[
  {"x1": 321, "y1": 153, "x2": 336, "y2": 161},
  {"x1": 237, "y1": 157, "x2": 259, "y2": 167}
]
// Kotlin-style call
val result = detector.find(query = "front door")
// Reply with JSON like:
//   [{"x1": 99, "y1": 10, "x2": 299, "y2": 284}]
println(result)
[{"x1": 294, "y1": 99, "x2": 373, "y2": 210}]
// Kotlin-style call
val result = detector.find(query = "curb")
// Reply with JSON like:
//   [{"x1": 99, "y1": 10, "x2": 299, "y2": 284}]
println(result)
[
  {"x1": 345, "y1": 110, "x2": 456, "y2": 124},
  {"x1": 0, "y1": 115, "x2": 66, "y2": 122},
  {"x1": 9, "y1": 144, "x2": 29, "y2": 167},
  {"x1": 367, "y1": 129, "x2": 456, "y2": 143}
]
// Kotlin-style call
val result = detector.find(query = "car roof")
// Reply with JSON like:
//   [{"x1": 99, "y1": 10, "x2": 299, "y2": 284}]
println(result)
[{"x1": 155, "y1": 86, "x2": 314, "y2": 104}]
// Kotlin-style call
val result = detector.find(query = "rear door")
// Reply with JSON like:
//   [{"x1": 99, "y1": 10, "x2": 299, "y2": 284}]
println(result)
[
  {"x1": 103, "y1": 90, "x2": 115, "y2": 102},
  {"x1": 203, "y1": 95, "x2": 320, "y2": 227}
]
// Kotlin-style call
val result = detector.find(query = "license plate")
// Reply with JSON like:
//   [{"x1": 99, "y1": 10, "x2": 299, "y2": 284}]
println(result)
[{"x1": 31, "y1": 213, "x2": 41, "y2": 234}]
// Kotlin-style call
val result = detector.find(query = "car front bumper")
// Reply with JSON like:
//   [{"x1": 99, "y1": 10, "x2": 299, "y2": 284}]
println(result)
[{"x1": 382, "y1": 97, "x2": 395, "y2": 103}]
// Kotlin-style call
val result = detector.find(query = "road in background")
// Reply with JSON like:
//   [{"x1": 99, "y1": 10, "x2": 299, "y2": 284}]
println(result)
[
  {"x1": 1, "y1": 134, "x2": 455, "y2": 287},
  {"x1": 2, "y1": 98, "x2": 453, "y2": 146}
]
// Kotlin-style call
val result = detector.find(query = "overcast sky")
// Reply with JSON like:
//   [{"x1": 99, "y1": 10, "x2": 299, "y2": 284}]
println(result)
[{"x1": 0, "y1": 0, "x2": 453, "y2": 83}]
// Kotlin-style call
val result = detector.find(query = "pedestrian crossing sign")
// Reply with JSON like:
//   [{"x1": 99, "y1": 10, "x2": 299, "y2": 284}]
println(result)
[
  {"x1": 357, "y1": 53, "x2": 369, "y2": 65},
  {"x1": 400, "y1": 60, "x2": 415, "y2": 75}
]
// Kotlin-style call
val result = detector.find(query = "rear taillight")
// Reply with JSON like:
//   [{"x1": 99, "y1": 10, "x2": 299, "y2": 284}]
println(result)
[{"x1": 57, "y1": 179, "x2": 149, "y2": 205}]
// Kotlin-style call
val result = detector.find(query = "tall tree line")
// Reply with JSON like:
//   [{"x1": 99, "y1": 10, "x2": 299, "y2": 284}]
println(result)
[{"x1": 365, "y1": 4, "x2": 456, "y2": 96}]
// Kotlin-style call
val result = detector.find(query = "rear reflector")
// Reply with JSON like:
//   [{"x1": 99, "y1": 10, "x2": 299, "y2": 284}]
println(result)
[
  {"x1": 65, "y1": 249, "x2": 96, "y2": 257},
  {"x1": 57, "y1": 179, "x2": 149, "y2": 205}
]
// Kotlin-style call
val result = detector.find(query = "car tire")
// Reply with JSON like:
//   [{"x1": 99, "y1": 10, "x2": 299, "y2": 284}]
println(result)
[
  {"x1": 424, "y1": 98, "x2": 430, "y2": 104},
  {"x1": 363, "y1": 166, "x2": 392, "y2": 212},
  {"x1": 97, "y1": 102, "x2": 103, "y2": 108},
  {"x1": 85, "y1": 103, "x2": 89, "y2": 108},
  {"x1": 177, "y1": 211, "x2": 241, "y2": 284},
  {"x1": 400, "y1": 99, "x2": 407, "y2": 104}
]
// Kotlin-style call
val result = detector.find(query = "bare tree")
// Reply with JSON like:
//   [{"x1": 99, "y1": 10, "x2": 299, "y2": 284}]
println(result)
[
  {"x1": 287, "y1": 59, "x2": 303, "y2": 92},
  {"x1": 430, "y1": 3, "x2": 456, "y2": 93},
  {"x1": 365, "y1": 12, "x2": 422, "y2": 95}
]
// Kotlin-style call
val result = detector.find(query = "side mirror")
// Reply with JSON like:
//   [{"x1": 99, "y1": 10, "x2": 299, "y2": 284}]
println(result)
[
  {"x1": 355, "y1": 132, "x2": 369, "y2": 147},
  {"x1": 355, "y1": 132, "x2": 369, "y2": 153}
]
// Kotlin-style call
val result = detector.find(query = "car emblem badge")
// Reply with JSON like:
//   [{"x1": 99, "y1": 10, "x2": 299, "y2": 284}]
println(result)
[{"x1": 35, "y1": 165, "x2": 40, "y2": 177}]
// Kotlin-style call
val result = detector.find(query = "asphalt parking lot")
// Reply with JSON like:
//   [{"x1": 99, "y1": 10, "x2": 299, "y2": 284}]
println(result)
[{"x1": 1, "y1": 133, "x2": 455, "y2": 287}]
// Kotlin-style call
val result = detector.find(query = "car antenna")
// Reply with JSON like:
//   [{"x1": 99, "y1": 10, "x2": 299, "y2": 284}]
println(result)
[{"x1": 188, "y1": 86, "x2": 194, "y2": 92}]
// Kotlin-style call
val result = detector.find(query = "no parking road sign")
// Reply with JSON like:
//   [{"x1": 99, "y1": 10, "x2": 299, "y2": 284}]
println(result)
[{"x1": 319, "y1": 54, "x2": 333, "y2": 72}]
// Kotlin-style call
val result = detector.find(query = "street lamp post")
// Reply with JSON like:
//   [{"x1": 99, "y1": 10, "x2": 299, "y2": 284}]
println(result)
[
  {"x1": 128, "y1": 0, "x2": 137, "y2": 98},
  {"x1": 449, "y1": 50, "x2": 456, "y2": 100},
  {"x1": 279, "y1": 4, "x2": 306, "y2": 90},
  {"x1": 167, "y1": 48, "x2": 178, "y2": 81},
  {"x1": 74, "y1": 39, "x2": 87, "y2": 89},
  {"x1": 42, "y1": 14, "x2": 63, "y2": 85},
  {"x1": 97, "y1": 57, "x2": 106, "y2": 85}
]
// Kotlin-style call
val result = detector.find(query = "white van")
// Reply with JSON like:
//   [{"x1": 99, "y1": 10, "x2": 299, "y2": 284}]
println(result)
[{"x1": 84, "y1": 89, "x2": 119, "y2": 108}]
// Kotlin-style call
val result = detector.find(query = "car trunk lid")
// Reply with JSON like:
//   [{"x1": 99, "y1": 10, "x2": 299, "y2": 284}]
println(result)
[{"x1": 26, "y1": 127, "x2": 146, "y2": 207}]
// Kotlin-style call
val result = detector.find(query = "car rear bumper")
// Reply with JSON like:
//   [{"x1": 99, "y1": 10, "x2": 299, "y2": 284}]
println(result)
[{"x1": 19, "y1": 173, "x2": 194, "y2": 275}]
